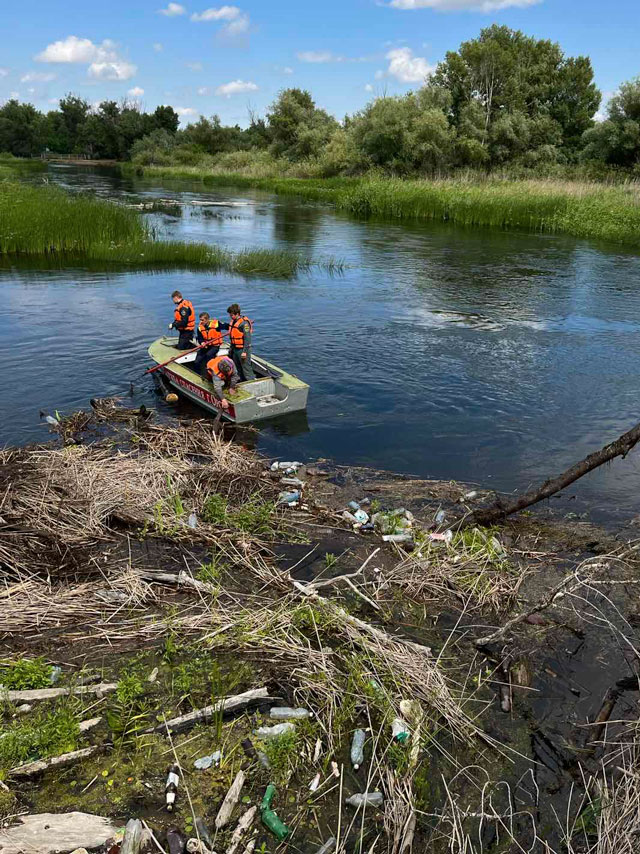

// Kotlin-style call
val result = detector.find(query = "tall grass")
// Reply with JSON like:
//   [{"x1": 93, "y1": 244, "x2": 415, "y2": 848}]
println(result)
[
  {"x1": 132, "y1": 163, "x2": 640, "y2": 247},
  {"x1": 0, "y1": 181, "x2": 341, "y2": 275}
]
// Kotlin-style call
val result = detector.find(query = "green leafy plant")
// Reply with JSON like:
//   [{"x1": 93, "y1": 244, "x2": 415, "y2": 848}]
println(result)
[
  {"x1": 0, "y1": 657, "x2": 52, "y2": 690},
  {"x1": 0, "y1": 704, "x2": 80, "y2": 772},
  {"x1": 324, "y1": 552, "x2": 338, "y2": 569},
  {"x1": 106, "y1": 674, "x2": 150, "y2": 750}
]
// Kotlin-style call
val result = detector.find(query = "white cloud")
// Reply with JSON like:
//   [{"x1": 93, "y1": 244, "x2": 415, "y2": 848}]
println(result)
[
  {"x1": 385, "y1": 47, "x2": 433, "y2": 83},
  {"x1": 297, "y1": 50, "x2": 334, "y2": 63},
  {"x1": 176, "y1": 106, "x2": 198, "y2": 117},
  {"x1": 21, "y1": 71, "x2": 56, "y2": 82},
  {"x1": 215, "y1": 79, "x2": 258, "y2": 97},
  {"x1": 36, "y1": 36, "x2": 137, "y2": 81},
  {"x1": 224, "y1": 13, "x2": 249, "y2": 34},
  {"x1": 48, "y1": 97, "x2": 59, "y2": 104},
  {"x1": 283, "y1": 66, "x2": 293, "y2": 75},
  {"x1": 190, "y1": 4, "x2": 239, "y2": 20},
  {"x1": 128, "y1": 86, "x2": 145, "y2": 97},
  {"x1": 365, "y1": 83, "x2": 374, "y2": 92},
  {"x1": 0, "y1": 68, "x2": 9, "y2": 78},
  {"x1": 389, "y1": 0, "x2": 539, "y2": 10},
  {"x1": 375, "y1": 69, "x2": 384, "y2": 80},
  {"x1": 89, "y1": 60, "x2": 137, "y2": 80},
  {"x1": 153, "y1": 42, "x2": 164, "y2": 52},
  {"x1": 187, "y1": 61, "x2": 204, "y2": 71},
  {"x1": 158, "y1": 2, "x2": 186, "y2": 15},
  {"x1": 197, "y1": 86, "x2": 211, "y2": 95},
  {"x1": 36, "y1": 35, "x2": 109, "y2": 63}
]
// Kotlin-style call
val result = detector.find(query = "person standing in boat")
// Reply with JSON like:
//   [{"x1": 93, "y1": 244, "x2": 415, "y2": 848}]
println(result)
[
  {"x1": 194, "y1": 312, "x2": 223, "y2": 377},
  {"x1": 206, "y1": 354, "x2": 239, "y2": 411},
  {"x1": 226, "y1": 304, "x2": 255, "y2": 381},
  {"x1": 169, "y1": 290, "x2": 196, "y2": 350}
]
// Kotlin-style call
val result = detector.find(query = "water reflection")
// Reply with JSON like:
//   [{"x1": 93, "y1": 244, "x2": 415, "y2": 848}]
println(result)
[{"x1": 4, "y1": 164, "x2": 640, "y2": 525}]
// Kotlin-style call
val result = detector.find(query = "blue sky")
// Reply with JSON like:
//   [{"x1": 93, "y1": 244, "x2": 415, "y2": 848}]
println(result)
[{"x1": 1, "y1": 0, "x2": 638, "y2": 126}]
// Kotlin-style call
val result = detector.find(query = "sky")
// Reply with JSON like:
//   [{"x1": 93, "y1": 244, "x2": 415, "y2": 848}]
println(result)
[{"x1": 0, "y1": 0, "x2": 639, "y2": 127}]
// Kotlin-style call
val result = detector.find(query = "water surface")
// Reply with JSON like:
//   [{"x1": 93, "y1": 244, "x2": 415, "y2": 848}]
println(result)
[{"x1": 3, "y1": 164, "x2": 640, "y2": 524}]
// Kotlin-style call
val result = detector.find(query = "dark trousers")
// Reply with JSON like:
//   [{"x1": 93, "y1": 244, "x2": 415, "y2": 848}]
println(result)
[
  {"x1": 231, "y1": 347, "x2": 255, "y2": 381},
  {"x1": 177, "y1": 330, "x2": 194, "y2": 350},
  {"x1": 194, "y1": 345, "x2": 219, "y2": 377}
]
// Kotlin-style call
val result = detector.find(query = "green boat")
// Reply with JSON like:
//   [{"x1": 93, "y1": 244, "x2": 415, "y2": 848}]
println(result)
[{"x1": 148, "y1": 337, "x2": 310, "y2": 424}]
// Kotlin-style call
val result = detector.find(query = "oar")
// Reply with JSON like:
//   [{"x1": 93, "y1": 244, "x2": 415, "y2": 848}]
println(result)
[{"x1": 144, "y1": 343, "x2": 205, "y2": 375}]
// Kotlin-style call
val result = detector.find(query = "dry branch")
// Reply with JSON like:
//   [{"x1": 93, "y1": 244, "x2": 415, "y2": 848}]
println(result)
[
  {"x1": 150, "y1": 687, "x2": 273, "y2": 735},
  {"x1": 3, "y1": 683, "x2": 117, "y2": 702},
  {"x1": 9, "y1": 745, "x2": 100, "y2": 777}
]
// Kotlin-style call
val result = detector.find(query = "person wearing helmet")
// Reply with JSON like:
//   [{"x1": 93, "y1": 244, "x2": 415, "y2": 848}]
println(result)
[{"x1": 206, "y1": 354, "x2": 239, "y2": 411}]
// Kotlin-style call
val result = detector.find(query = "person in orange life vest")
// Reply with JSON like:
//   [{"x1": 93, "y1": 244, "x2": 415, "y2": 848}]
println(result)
[
  {"x1": 194, "y1": 312, "x2": 224, "y2": 377},
  {"x1": 227, "y1": 303, "x2": 255, "y2": 381},
  {"x1": 169, "y1": 290, "x2": 195, "y2": 350},
  {"x1": 206, "y1": 354, "x2": 239, "y2": 411}
]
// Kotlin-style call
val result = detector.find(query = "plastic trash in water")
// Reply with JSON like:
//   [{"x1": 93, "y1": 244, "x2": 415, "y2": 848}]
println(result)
[
  {"x1": 464, "y1": 490, "x2": 478, "y2": 500},
  {"x1": 166, "y1": 828, "x2": 186, "y2": 854},
  {"x1": 435, "y1": 510, "x2": 446, "y2": 524},
  {"x1": 195, "y1": 818, "x2": 214, "y2": 851},
  {"x1": 429, "y1": 530, "x2": 453, "y2": 544},
  {"x1": 253, "y1": 722, "x2": 295, "y2": 739},
  {"x1": 280, "y1": 477, "x2": 305, "y2": 488},
  {"x1": 49, "y1": 666, "x2": 62, "y2": 684},
  {"x1": 345, "y1": 792, "x2": 384, "y2": 809},
  {"x1": 271, "y1": 461, "x2": 301, "y2": 471},
  {"x1": 382, "y1": 533, "x2": 413, "y2": 543},
  {"x1": 270, "y1": 707, "x2": 313, "y2": 720},
  {"x1": 391, "y1": 717, "x2": 410, "y2": 743},
  {"x1": 165, "y1": 764, "x2": 180, "y2": 811},
  {"x1": 315, "y1": 839, "x2": 337, "y2": 854},
  {"x1": 194, "y1": 751, "x2": 222, "y2": 770},
  {"x1": 309, "y1": 772, "x2": 321, "y2": 792},
  {"x1": 277, "y1": 491, "x2": 300, "y2": 506},
  {"x1": 342, "y1": 510, "x2": 360, "y2": 525},
  {"x1": 353, "y1": 509, "x2": 369, "y2": 524},
  {"x1": 261, "y1": 784, "x2": 290, "y2": 841},
  {"x1": 187, "y1": 511, "x2": 197, "y2": 529},
  {"x1": 350, "y1": 729, "x2": 366, "y2": 770}
]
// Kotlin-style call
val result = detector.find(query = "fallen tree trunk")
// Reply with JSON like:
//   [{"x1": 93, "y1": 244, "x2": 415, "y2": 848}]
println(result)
[
  {"x1": 468, "y1": 420, "x2": 640, "y2": 526},
  {"x1": 3, "y1": 683, "x2": 117, "y2": 702},
  {"x1": 150, "y1": 687, "x2": 273, "y2": 735},
  {"x1": 10, "y1": 745, "x2": 100, "y2": 777}
]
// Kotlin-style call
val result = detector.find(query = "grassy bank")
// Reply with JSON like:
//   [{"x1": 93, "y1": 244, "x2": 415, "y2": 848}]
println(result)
[
  {"x1": 0, "y1": 181, "x2": 340, "y2": 276},
  {"x1": 130, "y1": 163, "x2": 640, "y2": 247}
]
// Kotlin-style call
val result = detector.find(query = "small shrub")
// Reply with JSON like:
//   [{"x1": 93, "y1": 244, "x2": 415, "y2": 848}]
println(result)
[{"x1": 0, "y1": 657, "x2": 52, "y2": 690}]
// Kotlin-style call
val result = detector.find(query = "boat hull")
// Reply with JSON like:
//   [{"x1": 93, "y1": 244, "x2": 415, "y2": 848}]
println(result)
[{"x1": 148, "y1": 337, "x2": 309, "y2": 424}]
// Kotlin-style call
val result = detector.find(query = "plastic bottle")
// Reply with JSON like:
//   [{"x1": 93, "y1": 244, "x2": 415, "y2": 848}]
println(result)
[
  {"x1": 49, "y1": 666, "x2": 62, "y2": 684},
  {"x1": 345, "y1": 792, "x2": 384, "y2": 809},
  {"x1": 193, "y1": 751, "x2": 221, "y2": 770},
  {"x1": 350, "y1": 729, "x2": 366, "y2": 769},
  {"x1": 253, "y1": 722, "x2": 295, "y2": 739},
  {"x1": 195, "y1": 819, "x2": 214, "y2": 851},
  {"x1": 260, "y1": 784, "x2": 290, "y2": 841},
  {"x1": 391, "y1": 718, "x2": 410, "y2": 743},
  {"x1": 315, "y1": 838, "x2": 337, "y2": 854},
  {"x1": 269, "y1": 707, "x2": 312, "y2": 720},
  {"x1": 435, "y1": 510, "x2": 446, "y2": 524},
  {"x1": 166, "y1": 828, "x2": 186, "y2": 854},
  {"x1": 165, "y1": 764, "x2": 180, "y2": 811},
  {"x1": 347, "y1": 501, "x2": 370, "y2": 524},
  {"x1": 277, "y1": 491, "x2": 300, "y2": 506},
  {"x1": 382, "y1": 533, "x2": 413, "y2": 543},
  {"x1": 271, "y1": 461, "x2": 300, "y2": 471},
  {"x1": 120, "y1": 819, "x2": 142, "y2": 854},
  {"x1": 187, "y1": 512, "x2": 197, "y2": 529}
]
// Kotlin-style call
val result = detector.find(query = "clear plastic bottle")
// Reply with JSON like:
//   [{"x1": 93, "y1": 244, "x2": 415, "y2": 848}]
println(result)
[
  {"x1": 391, "y1": 718, "x2": 410, "y2": 743},
  {"x1": 253, "y1": 722, "x2": 295, "y2": 739},
  {"x1": 345, "y1": 792, "x2": 384, "y2": 808},
  {"x1": 350, "y1": 729, "x2": 366, "y2": 769},
  {"x1": 270, "y1": 707, "x2": 312, "y2": 720},
  {"x1": 187, "y1": 511, "x2": 197, "y2": 529},
  {"x1": 315, "y1": 838, "x2": 337, "y2": 854}
]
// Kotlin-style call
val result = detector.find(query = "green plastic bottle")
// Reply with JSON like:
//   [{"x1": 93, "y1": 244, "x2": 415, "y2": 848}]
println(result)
[{"x1": 261, "y1": 784, "x2": 290, "y2": 841}]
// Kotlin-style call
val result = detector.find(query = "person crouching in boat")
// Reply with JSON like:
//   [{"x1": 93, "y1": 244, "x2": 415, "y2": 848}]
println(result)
[
  {"x1": 169, "y1": 290, "x2": 195, "y2": 350},
  {"x1": 227, "y1": 303, "x2": 255, "y2": 382},
  {"x1": 194, "y1": 312, "x2": 224, "y2": 377},
  {"x1": 206, "y1": 355, "x2": 239, "y2": 411}
]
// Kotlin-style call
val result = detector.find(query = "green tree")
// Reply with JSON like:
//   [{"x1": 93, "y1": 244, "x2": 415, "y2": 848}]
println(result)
[
  {"x1": 58, "y1": 95, "x2": 90, "y2": 152},
  {"x1": 267, "y1": 88, "x2": 337, "y2": 160},
  {"x1": 581, "y1": 78, "x2": 640, "y2": 168},
  {"x1": 0, "y1": 100, "x2": 45, "y2": 156},
  {"x1": 152, "y1": 105, "x2": 180, "y2": 134}
]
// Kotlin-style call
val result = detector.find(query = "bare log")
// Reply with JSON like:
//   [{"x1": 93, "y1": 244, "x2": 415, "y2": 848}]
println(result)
[
  {"x1": 138, "y1": 570, "x2": 214, "y2": 594},
  {"x1": 3, "y1": 683, "x2": 117, "y2": 702},
  {"x1": 150, "y1": 687, "x2": 273, "y2": 735},
  {"x1": 10, "y1": 745, "x2": 100, "y2": 777},
  {"x1": 469, "y1": 420, "x2": 640, "y2": 526},
  {"x1": 215, "y1": 770, "x2": 245, "y2": 829}
]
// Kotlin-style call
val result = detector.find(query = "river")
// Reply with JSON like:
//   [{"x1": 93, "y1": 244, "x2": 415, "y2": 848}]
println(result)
[{"x1": 3, "y1": 163, "x2": 640, "y2": 524}]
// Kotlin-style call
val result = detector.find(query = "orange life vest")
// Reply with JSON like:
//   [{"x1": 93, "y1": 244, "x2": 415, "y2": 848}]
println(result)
[
  {"x1": 174, "y1": 299, "x2": 195, "y2": 331},
  {"x1": 207, "y1": 355, "x2": 234, "y2": 381},
  {"x1": 229, "y1": 315, "x2": 253, "y2": 349},
  {"x1": 199, "y1": 319, "x2": 223, "y2": 347}
]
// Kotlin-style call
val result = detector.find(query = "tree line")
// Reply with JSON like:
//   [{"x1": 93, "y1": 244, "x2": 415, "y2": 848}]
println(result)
[{"x1": 2, "y1": 26, "x2": 640, "y2": 174}]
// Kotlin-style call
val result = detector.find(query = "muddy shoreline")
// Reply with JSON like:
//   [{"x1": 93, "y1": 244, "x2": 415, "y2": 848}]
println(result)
[{"x1": 1, "y1": 406, "x2": 639, "y2": 854}]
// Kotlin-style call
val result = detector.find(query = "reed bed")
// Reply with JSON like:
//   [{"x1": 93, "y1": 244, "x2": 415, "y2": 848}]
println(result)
[
  {"x1": 136, "y1": 165, "x2": 640, "y2": 247},
  {"x1": 0, "y1": 182, "x2": 341, "y2": 275}
]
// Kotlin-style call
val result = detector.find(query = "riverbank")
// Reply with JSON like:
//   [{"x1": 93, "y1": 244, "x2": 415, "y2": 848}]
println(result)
[
  {"x1": 0, "y1": 180, "x2": 340, "y2": 276},
  {"x1": 1, "y1": 404, "x2": 639, "y2": 853},
  {"x1": 129, "y1": 164, "x2": 640, "y2": 248}
]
